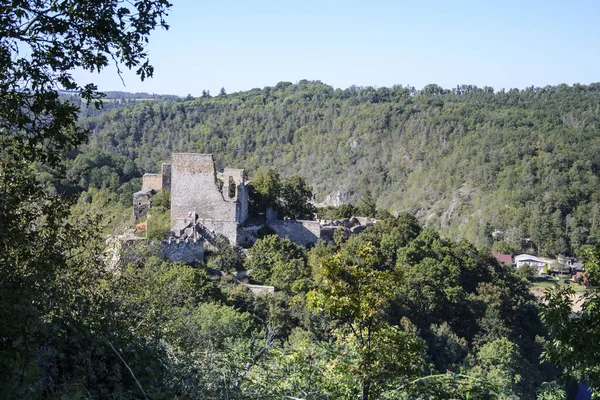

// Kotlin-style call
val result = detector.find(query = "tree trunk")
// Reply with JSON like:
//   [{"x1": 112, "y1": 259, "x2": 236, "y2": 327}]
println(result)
[{"x1": 362, "y1": 380, "x2": 370, "y2": 400}]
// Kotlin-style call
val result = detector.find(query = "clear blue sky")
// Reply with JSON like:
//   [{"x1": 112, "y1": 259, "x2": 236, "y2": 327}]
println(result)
[{"x1": 74, "y1": 0, "x2": 600, "y2": 96}]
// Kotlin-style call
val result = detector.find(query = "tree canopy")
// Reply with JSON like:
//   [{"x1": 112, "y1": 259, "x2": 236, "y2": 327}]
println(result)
[{"x1": 0, "y1": 0, "x2": 171, "y2": 397}]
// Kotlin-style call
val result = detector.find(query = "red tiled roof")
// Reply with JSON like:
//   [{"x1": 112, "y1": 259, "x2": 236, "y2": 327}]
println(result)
[{"x1": 493, "y1": 253, "x2": 512, "y2": 265}]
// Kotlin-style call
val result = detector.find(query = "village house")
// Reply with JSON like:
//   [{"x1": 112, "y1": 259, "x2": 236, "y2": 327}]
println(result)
[
  {"x1": 558, "y1": 255, "x2": 584, "y2": 274},
  {"x1": 492, "y1": 253, "x2": 512, "y2": 267},
  {"x1": 515, "y1": 254, "x2": 547, "y2": 275}
]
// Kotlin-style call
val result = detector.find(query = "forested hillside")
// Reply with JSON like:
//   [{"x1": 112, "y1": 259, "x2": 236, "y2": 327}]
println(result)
[{"x1": 69, "y1": 81, "x2": 600, "y2": 256}]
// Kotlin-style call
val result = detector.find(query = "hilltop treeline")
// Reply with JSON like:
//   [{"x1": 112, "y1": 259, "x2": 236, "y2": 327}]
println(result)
[{"x1": 69, "y1": 81, "x2": 600, "y2": 256}]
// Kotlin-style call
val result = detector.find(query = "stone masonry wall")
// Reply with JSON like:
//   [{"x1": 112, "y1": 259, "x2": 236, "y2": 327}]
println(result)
[
  {"x1": 218, "y1": 168, "x2": 243, "y2": 199},
  {"x1": 170, "y1": 153, "x2": 238, "y2": 232},
  {"x1": 267, "y1": 220, "x2": 321, "y2": 246},
  {"x1": 133, "y1": 189, "x2": 153, "y2": 222},
  {"x1": 224, "y1": 168, "x2": 244, "y2": 182},
  {"x1": 142, "y1": 163, "x2": 172, "y2": 191},
  {"x1": 161, "y1": 238, "x2": 204, "y2": 263},
  {"x1": 198, "y1": 219, "x2": 241, "y2": 246},
  {"x1": 142, "y1": 174, "x2": 163, "y2": 191},
  {"x1": 161, "y1": 163, "x2": 171, "y2": 190},
  {"x1": 236, "y1": 183, "x2": 249, "y2": 223}
]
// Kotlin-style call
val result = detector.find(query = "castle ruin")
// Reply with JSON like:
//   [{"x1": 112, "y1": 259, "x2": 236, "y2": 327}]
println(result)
[
  {"x1": 133, "y1": 153, "x2": 248, "y2": 246},
  {"x1": 132, "y1": 163, "x2": 171, "y2": 221},
  {"x1": 132, "y1": 153, "x2": 337, "y2": 266},
  {"x1": 170, "y1": 153, "x2": 248, "y2": 245}
]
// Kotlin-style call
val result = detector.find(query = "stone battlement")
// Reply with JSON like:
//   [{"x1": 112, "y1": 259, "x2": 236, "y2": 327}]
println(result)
[
  {"x1": 161, "y1": 238, "x2": 204, "y2": 263},
  {"x1": 171, "y1": 153, "x2": 216, "y2": 175}
]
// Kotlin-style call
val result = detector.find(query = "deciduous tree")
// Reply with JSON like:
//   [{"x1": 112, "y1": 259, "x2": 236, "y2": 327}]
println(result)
[
  {"x1": 282, "y1": 175, "x2": 316, "y2": 220},
  {"x1": 307, "y1": 244, "x2": 424, "y2": 399}
]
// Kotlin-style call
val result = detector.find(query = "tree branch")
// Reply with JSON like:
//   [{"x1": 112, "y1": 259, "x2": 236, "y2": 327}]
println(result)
[{"x1": 104, "y1": 338, "x2": 149, "y2": 400}]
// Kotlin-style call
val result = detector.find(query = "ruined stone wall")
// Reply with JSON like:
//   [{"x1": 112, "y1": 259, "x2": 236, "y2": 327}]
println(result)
[
  {"x1": 236, "y1": 183, "x2": 249, "y2": 223},
  {"x1": 217, "y1": 168, "x2": 246, "y2": 203},
  {"x1": 161, "y1": 163, "x2": 171, "y2": 190},
  {"x1": 133, "y1": 189, "x2": 153, "y2": 222},
  {"x1": 142, "y1": 163, "x2": 172, "y2": 191},
  {"x1": 161, "y1": 238, "x2": 204, "y2": 263},
  {"x1": 223, "y1": 168, "x2": 244, "y2": 185},
  {"x1": 198, "y1": 219, "x2": 241, "y2": 246},
  {"x1": 216, "y1": 167, "x2": 248, "y2": 224},
  {"x1": 242, "y1": 283, "x2": 275, "y2": 294},
  {"x1": 170, "y1": 154, "x2": 238, "y2": 232},
  {"x1": 142, "y1": 174, "x2": 163, "y2": 191},
  {"x1": 266, "y1": 220, "x2": 321, "y2": 246}
]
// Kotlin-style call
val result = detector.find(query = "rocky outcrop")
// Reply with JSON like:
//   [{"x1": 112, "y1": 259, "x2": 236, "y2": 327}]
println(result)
[{"x1": 319, "y1": 189, "x2": 351, "y2": 207}]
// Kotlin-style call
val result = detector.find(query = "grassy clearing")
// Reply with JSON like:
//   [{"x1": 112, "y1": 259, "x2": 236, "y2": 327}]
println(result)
[{"x1": 531, "y1": 275, "x2": 588, "y2": 293}]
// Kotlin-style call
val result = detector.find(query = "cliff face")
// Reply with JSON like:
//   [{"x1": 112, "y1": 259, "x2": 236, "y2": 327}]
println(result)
[{"x1": 318, "y1": 189, "x2": 351, "y2": 207}]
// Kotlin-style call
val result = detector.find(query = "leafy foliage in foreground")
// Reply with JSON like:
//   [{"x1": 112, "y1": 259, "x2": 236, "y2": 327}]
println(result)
[
  {"x1": 5, "y1": 209, "x2": 551, "y2": 398},
  {"x1": 541, "y1": 285, "x2": 600, "y2": 395},
  {"x1": 248, "y1": 167, "x2": 316, "y2": 219},
  {"x1": 235, "y1": 214, "x2": 553, "y2": 399}
]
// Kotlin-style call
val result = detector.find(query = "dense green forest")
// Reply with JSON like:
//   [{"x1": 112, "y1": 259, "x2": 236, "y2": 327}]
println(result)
[{"x1": 64, "y1": 81, "x2": 600, "y2": 256}]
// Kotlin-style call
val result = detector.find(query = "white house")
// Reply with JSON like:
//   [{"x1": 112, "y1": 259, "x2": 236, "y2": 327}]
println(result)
[{"x1": 514, "y1": 254, "x2": 547, "y2": 275}]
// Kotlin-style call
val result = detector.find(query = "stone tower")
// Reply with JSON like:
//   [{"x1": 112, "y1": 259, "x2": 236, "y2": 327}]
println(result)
[{"x1": 169, "y1": 153, "x2": 248, "y2": 245}]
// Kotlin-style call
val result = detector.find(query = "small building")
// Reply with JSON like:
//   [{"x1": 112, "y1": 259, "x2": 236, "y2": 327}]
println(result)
[
  {"x1": 493, "y1": 253, "x2": 512, "y2": 267},
  {"x1": 558, "y1": 256, "x2": 584, "y2": 273},
  {"x1": 515, "y1": 254, "x2": 547, "y2": 275}
]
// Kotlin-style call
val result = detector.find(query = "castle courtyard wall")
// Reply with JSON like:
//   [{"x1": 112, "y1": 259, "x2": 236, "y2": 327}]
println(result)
[
  {"x1": 142, "y1": 174, "x2": 163, "y2": 191},
  {"x1": 198, "y1": 219, "x2": 241, "y2": 246},
  {"x1": 266, "y1": 220, "x2": 321, "y2": 246}
]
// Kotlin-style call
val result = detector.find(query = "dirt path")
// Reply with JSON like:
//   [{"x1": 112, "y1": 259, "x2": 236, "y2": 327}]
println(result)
[{"x1": 530, "y1": 286, "x2": 585, "y2": 312}]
